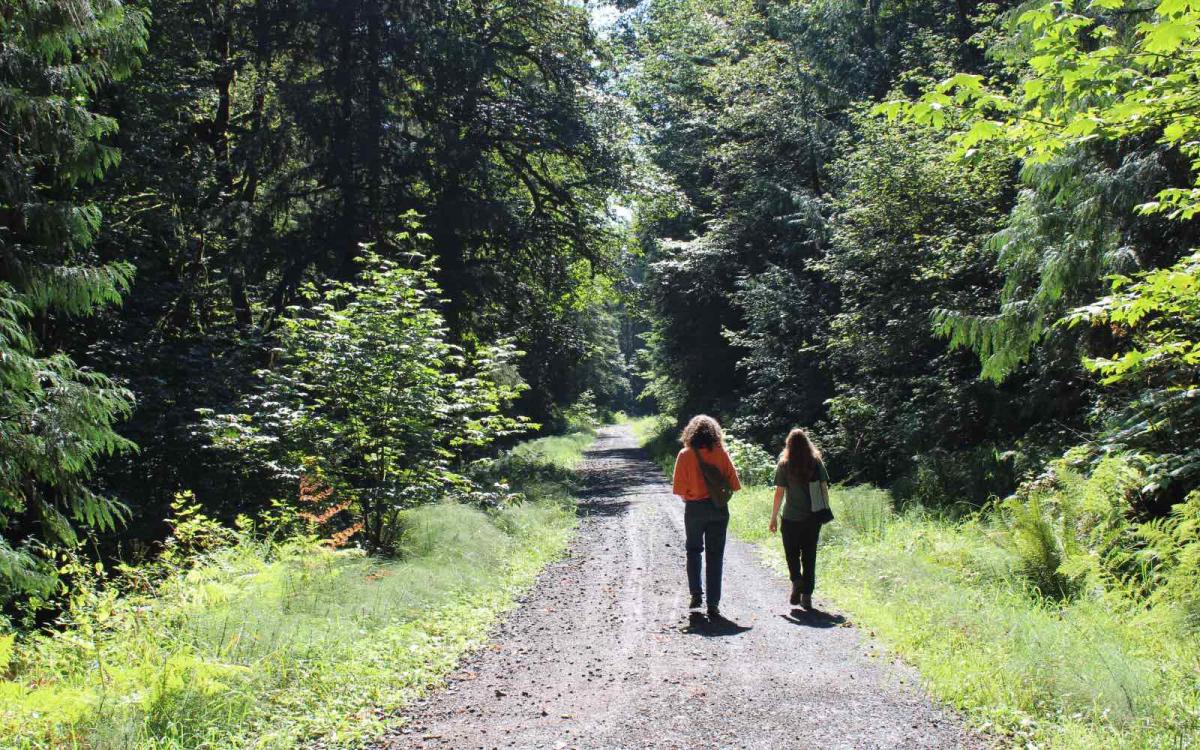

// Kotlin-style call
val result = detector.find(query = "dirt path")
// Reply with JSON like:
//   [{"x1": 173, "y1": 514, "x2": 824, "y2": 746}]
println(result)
[{"x1": 374, "y1": 426, "x2": 986, "y2": 750}]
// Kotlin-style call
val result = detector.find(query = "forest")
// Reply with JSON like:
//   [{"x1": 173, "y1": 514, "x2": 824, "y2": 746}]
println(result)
[{"x1": 2, "y1": 0, "x2": 1199, "y2": 747}]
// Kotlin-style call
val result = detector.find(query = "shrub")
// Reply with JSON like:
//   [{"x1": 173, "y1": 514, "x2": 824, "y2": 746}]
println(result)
[
  {"x1": 556, "y1": 390, "x2": 602, "y2": 432},
  {"x1": 724, "y1": 436, "x2": 776, "y2": 486},
  {"x1": 202, "y1": 251, "x2": 531, "y2": 551}
]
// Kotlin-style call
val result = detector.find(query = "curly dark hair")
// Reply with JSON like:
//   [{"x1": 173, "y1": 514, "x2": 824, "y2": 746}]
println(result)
[{"x1": 680, "y1": 414, "x2": 724, "y2": 451}]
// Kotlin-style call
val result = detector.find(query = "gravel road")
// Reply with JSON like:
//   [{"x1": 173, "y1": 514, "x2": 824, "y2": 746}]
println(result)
[{"x1": 374, "y1": 425, "x2": 987, "y2": 750}]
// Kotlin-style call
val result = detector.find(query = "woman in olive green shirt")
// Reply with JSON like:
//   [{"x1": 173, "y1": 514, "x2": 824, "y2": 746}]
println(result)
[{"x1": 768, "y1": 428, "x2": 829, "y2": 610}]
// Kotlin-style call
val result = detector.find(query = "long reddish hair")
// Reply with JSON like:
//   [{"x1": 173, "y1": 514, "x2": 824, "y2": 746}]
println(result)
[{"x1": 778, "y1": 428, "x2": 822, "y2": 481}]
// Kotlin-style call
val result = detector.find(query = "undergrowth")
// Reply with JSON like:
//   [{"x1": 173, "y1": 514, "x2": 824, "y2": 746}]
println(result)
[{"x1": 0, "y1": 430, "x2": 592, "y2": 749}]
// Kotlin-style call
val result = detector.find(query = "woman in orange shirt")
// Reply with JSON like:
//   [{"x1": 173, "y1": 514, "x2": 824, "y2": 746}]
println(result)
[{"x1": 671, "y1": 414, "x2": 741, "y2": 619}]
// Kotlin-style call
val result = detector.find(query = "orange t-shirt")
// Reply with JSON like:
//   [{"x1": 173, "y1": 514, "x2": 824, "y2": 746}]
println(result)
[{"x1": 672, "y1": 445, "x2": 742, "y2": 501}]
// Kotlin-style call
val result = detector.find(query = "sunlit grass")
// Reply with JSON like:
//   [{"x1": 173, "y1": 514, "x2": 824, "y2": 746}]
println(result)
[
  {"x1": 629, "y1": 414, "x2": 676, "y2": 475},
  {"x1": 730, "y1": 482, "x2": 1200, "y2": 749},
  {"x1": 509, "y1": 428, "x2": 596, "y2": 471},
  {"x1": 0, "y1": 433, "x2": 594, "y2": 750}
]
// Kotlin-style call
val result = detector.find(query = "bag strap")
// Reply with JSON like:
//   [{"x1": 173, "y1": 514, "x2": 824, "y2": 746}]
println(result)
[{"x1": 694, "y1": 447, "x2": 726, "y2": 484}]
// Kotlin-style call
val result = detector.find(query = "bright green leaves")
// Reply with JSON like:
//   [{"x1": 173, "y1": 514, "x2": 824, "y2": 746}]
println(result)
[
  {"x1": 960, "y1": 119, "x2": 1005, "y2": 150},
  {"x1": 1138, "y1": 17, "x2": 1198, "y2": 53},
  {"x1": 878, "y1": 0, "x2": 1200, "y2": 391},
  {"x1": 1069, "y1": 251, "x2": 1200, "y2": 382},
  {"x1": 1065, "y1": 252, "x2": 1200, "y2": 489},
  {"x1": 882, "y1": 0, "x2": 1200, "y2": 221},
  {"x1": 204, "y1": 251, "x2": 532, "y2": 552}
]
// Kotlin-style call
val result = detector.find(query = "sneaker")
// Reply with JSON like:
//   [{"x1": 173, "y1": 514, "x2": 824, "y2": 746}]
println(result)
[
  {"x1": 789, "y1": 582, "x2": 802, "y2": 606},
  {"x1": 707, "y1": 605, "x2": 721, "y2": 620},
  {"x1": 689, "y1": 594, "x2": 703, "y2": 609},
  {"x1": 801, "y1": 593, "x2": 812, "y2": 610}
]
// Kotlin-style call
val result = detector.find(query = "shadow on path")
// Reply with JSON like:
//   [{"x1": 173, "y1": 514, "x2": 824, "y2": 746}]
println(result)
[
  {"x1": 574, "y1": 439, "x2": 662, "y2": 518},
  {"x1": 681, "y1": 611, "x2": 753, "y2": 637},
  {"x1": 583, "y1": 446, "x2": 652, "y2": 462},
  {"x1": 576, "y1": 498, "x2": 631, "y2": 518},
  {"x1": 782, "y1": 608, "x2": 848, "y2": 629}
]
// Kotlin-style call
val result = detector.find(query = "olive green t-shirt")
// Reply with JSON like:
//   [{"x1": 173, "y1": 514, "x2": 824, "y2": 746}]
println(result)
[{"x1": 773, "y1": 459, "x2": 830, "y2": 521}]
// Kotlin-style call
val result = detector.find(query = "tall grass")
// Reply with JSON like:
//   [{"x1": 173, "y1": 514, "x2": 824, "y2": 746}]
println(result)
[
  {"x1": 731, "y1": 482, "x2": 1200, "y2": 749},
  {"x1": 0, "y1": 431, "x2": 594, "y2": 750},
  {"x1": 820, "y1": 510, "x2": 1200, "y2": 748}
]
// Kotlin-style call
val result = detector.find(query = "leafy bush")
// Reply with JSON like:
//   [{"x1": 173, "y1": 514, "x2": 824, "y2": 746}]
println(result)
[
  {"x1": 724, "y1": 436, "x2": 776, "y2": 487},
  {"x1": 203, "y1": 252, "x2": 530, "y2": 550},
  {"x1": 556, "y1": 390, "x2": 602, "y2": 433},
  {"x1": 1067, "y1": 249, "x2": 1200, "y2": 499}
]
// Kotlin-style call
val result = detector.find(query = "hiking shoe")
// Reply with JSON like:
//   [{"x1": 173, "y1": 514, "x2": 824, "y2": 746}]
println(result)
[
  {"x1": 801, "y1": 593, "x2": 812, "y2": 610},
  {"x1": 789, "y1": 582, "x2": 802, "y2": 606},
  {"x1": 689, "y1": 594, "x2": 703, "y2": 610}
]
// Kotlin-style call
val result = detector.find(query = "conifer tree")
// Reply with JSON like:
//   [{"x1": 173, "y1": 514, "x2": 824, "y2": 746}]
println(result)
[{"x1": 0, "y1": 0, "x2": 147, "y2": 601}]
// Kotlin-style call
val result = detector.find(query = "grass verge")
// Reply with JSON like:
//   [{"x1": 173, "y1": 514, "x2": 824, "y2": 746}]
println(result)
[
  {"x1": 729, "y1": 484, "x2": 1200, "y2": 749},
  {"x1": 0, "y1": 430, "x2": 594, "y2": 750},
  {"x1": 632, "y1": 419, "x2": 1200, "y2": 749}
]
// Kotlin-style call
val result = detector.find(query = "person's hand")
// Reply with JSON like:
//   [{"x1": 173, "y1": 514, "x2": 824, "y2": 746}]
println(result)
[{"x1": 768, "y1": 517, "x2": 778, "y2": 534}]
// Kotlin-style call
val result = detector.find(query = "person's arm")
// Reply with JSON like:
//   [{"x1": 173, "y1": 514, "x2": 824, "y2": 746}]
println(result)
[
  {"x1": 770, "y1": 463, "x2": 785, "y2": 533},
  {"x1": 671, "y1": 450, "x2": 688, "y2": 500},
  {"x1": 769, "y1": 486, "x2": 784, "y2": 533}
]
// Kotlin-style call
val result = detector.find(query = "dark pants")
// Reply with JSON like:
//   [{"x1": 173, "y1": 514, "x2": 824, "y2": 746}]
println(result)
[
  {"x1": 781, "y1": 517, "x2": 821, "y2": 595},
  {"x1": 684, "y1": 499, "x2": 729, "y2": 606}
]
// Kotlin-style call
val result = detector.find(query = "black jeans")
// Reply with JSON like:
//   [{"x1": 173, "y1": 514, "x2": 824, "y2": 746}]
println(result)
[
  {"x1": 781, "y1": 517, "x2": 821, "y2": 595},
  {"x1": 684, "y1": 499, "x2": 729, "y2": 606}
]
